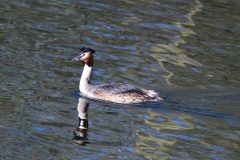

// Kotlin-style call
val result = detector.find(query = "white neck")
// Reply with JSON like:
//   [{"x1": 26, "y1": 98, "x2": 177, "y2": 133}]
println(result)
[{"x1": 79, "y1": 64, "x2": 93, "y2": 94}]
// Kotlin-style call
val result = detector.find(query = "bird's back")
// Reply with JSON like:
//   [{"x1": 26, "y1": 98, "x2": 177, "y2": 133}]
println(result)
[{"x1": 87, "y1": 83, "x2": 160, "y2": 104}]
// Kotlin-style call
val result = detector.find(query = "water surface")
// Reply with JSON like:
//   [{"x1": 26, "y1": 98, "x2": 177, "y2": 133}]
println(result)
[{"x1": 0, "y1": 0, "x2": 240, "y2": 159}]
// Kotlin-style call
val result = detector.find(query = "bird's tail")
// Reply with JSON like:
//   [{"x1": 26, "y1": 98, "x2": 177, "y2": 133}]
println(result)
[{"x1": 146, "y1": 90, "x2": 163, "y2": 101}]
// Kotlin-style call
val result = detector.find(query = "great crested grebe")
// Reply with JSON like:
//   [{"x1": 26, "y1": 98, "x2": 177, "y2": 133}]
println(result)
[{"x1": 72, "y1": 47, "x2": 162, "y2": 104}]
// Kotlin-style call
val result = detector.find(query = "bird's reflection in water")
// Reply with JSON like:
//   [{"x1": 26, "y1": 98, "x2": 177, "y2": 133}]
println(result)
[{"x1": 73, "y1": 97, "x2": 89, "y2": 145}]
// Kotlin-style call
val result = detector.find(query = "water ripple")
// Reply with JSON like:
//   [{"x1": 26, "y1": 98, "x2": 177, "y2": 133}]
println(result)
[{"x1": 1, "y1": 0, "x2": 240, "y2": 159}]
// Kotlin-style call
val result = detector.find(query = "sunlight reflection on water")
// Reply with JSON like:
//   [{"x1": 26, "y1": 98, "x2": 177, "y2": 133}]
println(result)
[{"x1": 0, "y1": 0, "x2": 240, "y2": 159}]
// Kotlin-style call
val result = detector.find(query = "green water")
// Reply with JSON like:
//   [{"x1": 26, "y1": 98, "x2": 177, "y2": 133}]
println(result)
[{"x1": 0, "y1": 0, "x2": 239, "y2": 159}]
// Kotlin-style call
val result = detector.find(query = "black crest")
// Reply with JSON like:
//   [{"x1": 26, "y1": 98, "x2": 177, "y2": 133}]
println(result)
[{"x1": 79, "y1": 47, "x2": 95, "y2": 54}]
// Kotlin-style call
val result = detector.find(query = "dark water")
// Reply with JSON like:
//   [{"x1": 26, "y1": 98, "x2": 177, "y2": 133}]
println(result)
[{"x1": 0, "y1": 0, "x2": 240, "y2": 159}]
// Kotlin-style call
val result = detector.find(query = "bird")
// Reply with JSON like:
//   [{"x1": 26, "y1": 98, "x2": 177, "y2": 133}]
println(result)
[{"x1": 71, "y1": 47, "x2": 162, "y2": 104}]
